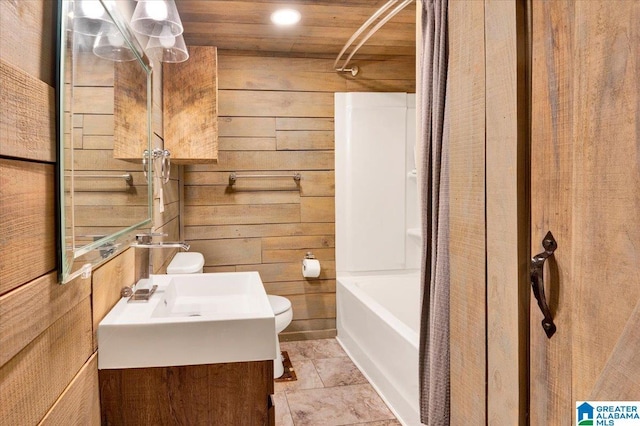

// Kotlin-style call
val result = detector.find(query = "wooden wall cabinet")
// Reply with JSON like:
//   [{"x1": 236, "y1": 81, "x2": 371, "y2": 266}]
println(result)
[
  {"x1": 113, "y1": 60, "x2": 149, "y2": 160},
  {"x1": 163, "y1": 45, "x2": 219, "y2": 163},
  {"x1": 99, "y1": 360, "x2": 274, "y2": 425}
]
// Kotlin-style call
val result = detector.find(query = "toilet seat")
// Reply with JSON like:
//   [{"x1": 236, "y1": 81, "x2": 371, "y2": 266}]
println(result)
[{"x1": 268, "y1": 295, "x2": 292, "y2": 315}]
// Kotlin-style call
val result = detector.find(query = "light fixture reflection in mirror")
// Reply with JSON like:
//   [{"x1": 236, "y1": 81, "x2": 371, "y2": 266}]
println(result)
[
  {"x1": 131, "y1": 0, "x2": 184, "y2": 37},
  {"x1": 74, "y1": 0, "x2": 117, "y2": 36},
  {"x1": 93, "y1": 31, "x2": 137, "y2": 62},
  {"x1": 145, "y1": 33, "x2": 189, "y2": 63}
]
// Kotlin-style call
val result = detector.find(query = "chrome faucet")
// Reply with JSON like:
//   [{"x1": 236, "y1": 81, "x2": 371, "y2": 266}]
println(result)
[
  {"x1": 128, "y1": 233, "x2": 190, "y2": 288},
  {"x1": 122, "y1": 233, "x2": 191, "y2": 300},
  {"x1": 131, "y1": 241, "x2": 191, "y2": 250}
]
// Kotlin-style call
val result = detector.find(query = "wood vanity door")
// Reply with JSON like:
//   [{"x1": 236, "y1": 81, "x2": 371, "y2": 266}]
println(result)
[
  {"x1": 529, "y1": 1, "x2": 640, "y2": 424},
  {"x1": 99, "y1": 360, "x2": 274, "y2": 425}
]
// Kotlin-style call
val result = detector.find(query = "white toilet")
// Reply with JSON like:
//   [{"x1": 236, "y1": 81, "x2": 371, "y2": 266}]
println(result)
[
  {"x1": 268, "y1": 294, "x2": 293, "y2": 378},
  {"x1": 166, "y1": 252, "x2": 293, "y2": 378}
]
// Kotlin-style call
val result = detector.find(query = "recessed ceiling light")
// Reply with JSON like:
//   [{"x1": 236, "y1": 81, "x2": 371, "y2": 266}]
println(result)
[{"x1": 271, "y1": 8, "x2": 301, "y2": 26}]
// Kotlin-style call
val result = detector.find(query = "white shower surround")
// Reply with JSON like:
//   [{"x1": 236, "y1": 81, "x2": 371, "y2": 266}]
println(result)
[{"x1": 335, "y1": 93, "x2": 420, "y2": 426}]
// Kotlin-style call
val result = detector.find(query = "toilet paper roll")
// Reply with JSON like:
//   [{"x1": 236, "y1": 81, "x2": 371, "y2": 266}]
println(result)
[{"x1": 302, "y1": 258, "x2": 321, "y2": 278}]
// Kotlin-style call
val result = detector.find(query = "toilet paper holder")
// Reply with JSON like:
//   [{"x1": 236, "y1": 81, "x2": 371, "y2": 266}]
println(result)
[{"x1": 302, "y1": 252, "x2": 321, "y2": 279}]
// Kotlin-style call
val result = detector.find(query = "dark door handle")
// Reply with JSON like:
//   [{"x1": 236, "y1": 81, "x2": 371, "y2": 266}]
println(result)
[{"x1": 530, "y1": 231, "x2": 557, "y2": 338}]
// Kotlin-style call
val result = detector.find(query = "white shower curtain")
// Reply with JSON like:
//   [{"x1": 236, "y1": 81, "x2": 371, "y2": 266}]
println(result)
[{"x1": 417, "y1": 0, "x2": 449, "y2": 424}]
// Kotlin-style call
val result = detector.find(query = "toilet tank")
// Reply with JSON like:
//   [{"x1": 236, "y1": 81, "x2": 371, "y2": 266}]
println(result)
[{"x1": 166, "y1": 252, "x2": 205, "y2": 274}]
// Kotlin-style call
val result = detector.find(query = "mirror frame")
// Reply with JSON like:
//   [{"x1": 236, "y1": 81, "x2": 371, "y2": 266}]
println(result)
[{"x1": 57, "y1": 0, "x2": 153, "y2": 283}]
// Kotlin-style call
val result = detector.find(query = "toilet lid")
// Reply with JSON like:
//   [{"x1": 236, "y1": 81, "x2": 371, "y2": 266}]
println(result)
[
  {"x1": 268, "y1": 295, "x2": 291, "y2": 315},
  {"x1": 167, "y1": 252, "x2": 205, "y2": 274}
]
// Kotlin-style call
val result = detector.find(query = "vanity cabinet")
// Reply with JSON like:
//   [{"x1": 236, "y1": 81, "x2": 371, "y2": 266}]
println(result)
[
  {"x1": 162, "y1": 45, "x2": 219, "y2": 163},
  {"x1": 99, "y1": 360, "x2": 274, "y2": 425}
]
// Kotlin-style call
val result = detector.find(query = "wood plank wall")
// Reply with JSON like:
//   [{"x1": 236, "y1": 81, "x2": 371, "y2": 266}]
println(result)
[
  {"x1": 0, "y1": 1, "x2": 99, "y2": 424},
  {"x1": 0, "y1": 2, "x2": 167, "y2": 424},
  {"x1": 184, "y1": 52, "x2": 415, "y2": 340}
]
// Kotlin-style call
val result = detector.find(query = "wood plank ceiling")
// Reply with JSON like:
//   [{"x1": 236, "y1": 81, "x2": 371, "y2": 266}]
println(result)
[{"x1": 176, "y1": 0, "x2": 416, "y2": 61}]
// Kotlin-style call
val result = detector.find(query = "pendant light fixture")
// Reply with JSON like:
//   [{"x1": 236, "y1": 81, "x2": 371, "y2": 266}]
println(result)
[
  {"x1": 145, "y1": 32, "x2": 189, "y2": 63},
  {"x1": 93, "y1": 29, "x2": 137, "y2": 62},
  {"x1": 73, "y1": 0, "x2": 189, "y2": 63},
  {"x1": 131, "y1": 0, "x2": 183, "y2": 37},
  {"x1": 130, "y1": 0, "x2": 189, "y2": 63},
  {"x1": 74, "y1": 0, "x2": 117, "y2": 36}
]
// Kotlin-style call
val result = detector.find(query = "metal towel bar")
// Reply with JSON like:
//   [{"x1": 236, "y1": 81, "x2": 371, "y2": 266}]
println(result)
[
  {"x1": 229, "y1": 172, "x2": 301, "y2": 185},
  {"x1": 75, "y1": 173, "x2": 133, "y2": 183}
]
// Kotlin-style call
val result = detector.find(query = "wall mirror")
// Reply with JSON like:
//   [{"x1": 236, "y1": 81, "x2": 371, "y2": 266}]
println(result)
[{"x1": 58, "y1": 0, "x2": 153, "y2": 283}]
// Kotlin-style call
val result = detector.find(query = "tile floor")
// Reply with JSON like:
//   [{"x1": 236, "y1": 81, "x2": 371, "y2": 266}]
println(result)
[{"x1": 275, "y1": 338, "x2": 401, "y2": 426}]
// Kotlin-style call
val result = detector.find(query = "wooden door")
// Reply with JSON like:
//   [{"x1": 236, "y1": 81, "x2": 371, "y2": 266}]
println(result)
[{"x1": 530, "y1": 1, "x2": 640, "y2": 424}]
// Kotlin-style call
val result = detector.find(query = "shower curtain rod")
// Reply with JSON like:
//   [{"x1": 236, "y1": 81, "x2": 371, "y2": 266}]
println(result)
[{"x1": 334, "y1": 0, "x2": 413, "y2": 76}]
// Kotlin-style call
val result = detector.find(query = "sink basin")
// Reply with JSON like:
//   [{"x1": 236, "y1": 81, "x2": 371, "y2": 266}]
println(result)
[{"x1": 98, "y1": 272, "x2": 277, "y2": 369}]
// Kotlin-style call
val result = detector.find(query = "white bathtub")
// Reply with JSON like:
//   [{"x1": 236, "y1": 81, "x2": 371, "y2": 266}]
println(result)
[{"x1": 336, "y1": 272, "x2": 421, "y2": 426}]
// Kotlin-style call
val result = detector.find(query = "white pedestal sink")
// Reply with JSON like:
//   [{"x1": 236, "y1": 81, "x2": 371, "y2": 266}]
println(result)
[{"x1": 98, "y1": 272, "x2": 277, "y2": 369}]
